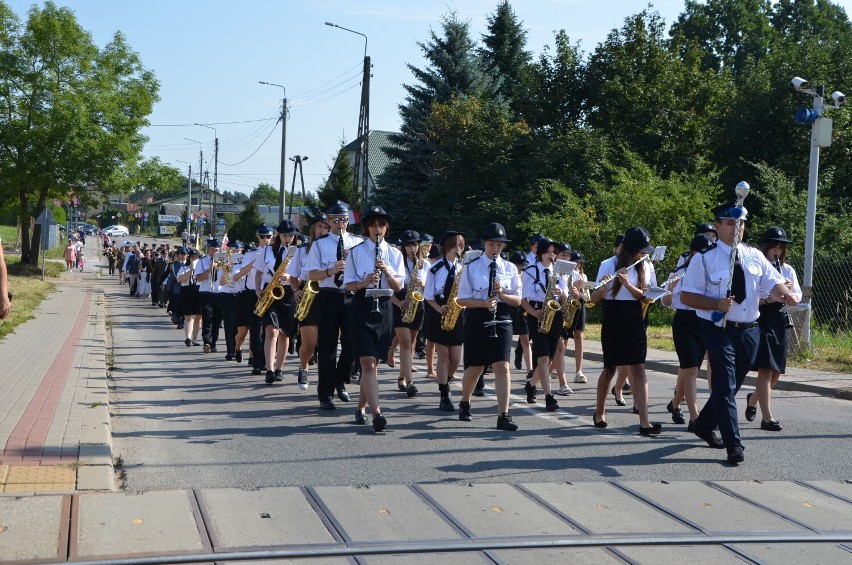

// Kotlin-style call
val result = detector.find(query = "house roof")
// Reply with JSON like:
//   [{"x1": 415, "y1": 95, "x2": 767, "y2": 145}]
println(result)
[{"x1": 343, "y1": 130, "x2": 398, "y2": 188}]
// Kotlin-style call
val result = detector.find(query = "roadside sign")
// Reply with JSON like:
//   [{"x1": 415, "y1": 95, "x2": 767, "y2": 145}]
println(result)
[{"x1": 35, "y1": 208, "x2": 54, "y2": 225}]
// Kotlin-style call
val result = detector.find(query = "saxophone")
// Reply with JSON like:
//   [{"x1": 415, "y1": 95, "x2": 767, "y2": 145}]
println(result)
[
  {"x1": 562, "y1": 271, "x2": 582, "y2": 329},
  {"x1": 294, "y1": 280, "x2": 319, "y2": 321},
  {"x1": 440, "y1": 256, "x2": 466, "y2": 332},
  {"x1": 401, "y1": 254, "x2": 425, "y2": 324},
  {"x1": 538, "y1": 266, "x2": 562, "y2": 334},
  {"x1": 254, "y1": 246, "x2": 296, "y2": 316}
]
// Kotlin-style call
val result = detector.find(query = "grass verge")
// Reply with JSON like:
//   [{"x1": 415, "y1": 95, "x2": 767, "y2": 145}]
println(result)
[
  {"x1": 582, "y1": 322, "x2": 851, "y2": 374},
  {"x1": 0, "y1": 255, "x2": 64, "y2": 340}
]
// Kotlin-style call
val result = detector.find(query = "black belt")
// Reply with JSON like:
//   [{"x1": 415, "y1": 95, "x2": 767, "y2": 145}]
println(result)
[
  {"x1": 728, "y1": 321, "x2": 758, "y2": 329},
  {"x1": 319, "y1": 287, "x2": 348, "y2": 294},
  {"x1": 528, "y1": 300, "x2": 544, "y2": 308}
]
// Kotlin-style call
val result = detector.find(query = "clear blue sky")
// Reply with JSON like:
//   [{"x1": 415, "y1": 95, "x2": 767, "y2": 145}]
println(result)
[{"x1": 7, "y1": 0, "x2": 852, "y2": 199}]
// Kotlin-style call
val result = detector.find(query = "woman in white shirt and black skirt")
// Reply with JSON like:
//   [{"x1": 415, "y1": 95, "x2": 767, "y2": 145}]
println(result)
[
  {"x1": 390, "y1": 229, "x2": 429, "y2": 397},
  {"x1": 590, "y1": 226, "x2": 660, "y2": 435},
  {"x1": 344, "y1": 206, "x2": 404, "y2": 431},
  {"x1": 456, "y1": 223, "x2": 522, "y2": 431}
]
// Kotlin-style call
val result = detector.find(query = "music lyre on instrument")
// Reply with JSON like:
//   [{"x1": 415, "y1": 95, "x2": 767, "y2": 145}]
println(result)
[{"x1": 365, "y1": 233, "x2": 393, "y2": 314}]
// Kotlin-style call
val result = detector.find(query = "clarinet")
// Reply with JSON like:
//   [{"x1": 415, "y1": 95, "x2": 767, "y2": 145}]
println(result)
[
  {"x1": 371, "y1": 234, "x2": 383, "y2": 314},
  {"x1": 774, "y1": 258, "x2": 794, "y2": 328},
  {"x1": 487, "y1": 254, "x2": 499, "y2": 338}
]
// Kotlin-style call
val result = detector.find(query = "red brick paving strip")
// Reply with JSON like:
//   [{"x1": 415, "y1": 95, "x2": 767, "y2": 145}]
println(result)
[{"x1": 1, "y1": 289, "x2": 91, "y2": 464}]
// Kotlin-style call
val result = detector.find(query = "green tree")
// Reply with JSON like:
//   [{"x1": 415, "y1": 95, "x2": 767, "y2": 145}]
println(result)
[
  {"x1": 0, "y1": 1, "x2": 159, "y2": 263},
  {"x1": 248, "y1": 182, "x2": 279, "y2": 206},
  {"x1": 315, "y1": 143, "x2": 354, "y2": 213},
  {"x1": 524, "y1": 30, "x2": 585, "y2": 133},
  {"x1": 480, "y1": 1, "x2": 531, "y2": 114},
  {"x1": 133, "y1": 158, "x2": 184, "y2": 200},
  {"x1": 225, "y1": 202, "x2": 264, "y2": 245}
]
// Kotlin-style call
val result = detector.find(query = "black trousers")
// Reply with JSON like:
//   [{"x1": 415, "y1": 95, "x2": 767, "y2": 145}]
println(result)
[
  {"x1": 219, "y1": 293, "x2": 237, "y2": 356},
  {"x1": 316, "y1": 290, "x2": 352, "y2": 403},
  {"x1": 169, "y1": 291, "x2": 184, "y2": 326},
  {"x1": 199, "y1": 292, "x2": 222, "y2": 346},
  {"x1": 249, "y1": 295, "x2": 265, "y2": 370},
  {"x1": 107, "y1": 258, "x2": 115, "y2": 275}
]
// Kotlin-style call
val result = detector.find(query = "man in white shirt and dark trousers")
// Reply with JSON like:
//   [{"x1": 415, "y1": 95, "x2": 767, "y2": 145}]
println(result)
[
  {"x1": 195, "y1": 238, "x2": 223, "y2": 353},
  {"x1": 305, "y1": 201, "x2": 363, "y2": 410},
  {"x1": 681, "y1": 202, "x2": 798, "y2": 465}
]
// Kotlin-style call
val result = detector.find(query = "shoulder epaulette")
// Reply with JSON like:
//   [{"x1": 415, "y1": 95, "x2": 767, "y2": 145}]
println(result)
[
  {"x1": 698, "y1": 242, "x2": 716, "y2": 254},
  {"x1": 351, "y1": 239, "x2": 367, "y2": 250},
  {"x1": 429, "y1": 261, "x2": 445, "y2": 275},
  {"x1": 314, "y1": 233, "x2": 330, "y2": 241},
  {"x1": 679, "y1": 251, "x2": 690, "y2": 259}
]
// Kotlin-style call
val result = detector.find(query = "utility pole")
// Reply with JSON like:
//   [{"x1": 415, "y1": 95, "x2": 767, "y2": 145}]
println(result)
[
  {"x1": 288, "y1": 155, "x2": 308, "y2": 220},
  {"x1": 259, "y1": 81, "x2": 288, "y2": 222},
  {"x1": 196, "y1": 124, "x2": 219, "y2": 237}
]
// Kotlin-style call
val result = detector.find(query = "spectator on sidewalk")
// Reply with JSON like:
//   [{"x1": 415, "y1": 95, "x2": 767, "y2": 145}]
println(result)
[
  {"x1": 78, "y1": 250, "x2": 86, "y2": 272},
  {"x1": 64, "y1": 239, "x2": 77, "y2": 271},
  {"x1": 0, "y1": 238, "x2": 10, "y2": 321},
  {"x1": 181, "y1": 229, "x2": 189, "y2": 248},
  {"x1": 104, "y1": 242, "x2": 117, "y2": 275},
  {"x1": 116, "y1": 245, "x2": 126, "y2": 284},
  {"x1": 124, "y1": 246, "x2": 141, "y2": 296}
]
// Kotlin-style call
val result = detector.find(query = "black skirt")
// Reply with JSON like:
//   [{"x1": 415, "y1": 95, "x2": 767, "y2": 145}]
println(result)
[
  {"x1": 235, "y1": 290, "x2": 257, "y2": 327},
  {"x1": 392, "y1": 288, "x2": 425, "y2": 330},
  {"x1": 463, "y1": 304, "x2": 513, "y2": 368},
  {"x1": 262, "y1": 285, "x2": 295, "y2": 334},
  {"x1": 422, "y1": 299, "x2": 464, "y2": 346},
  {"x1": 672, "y1": 309, "x2": 706, "y2": 369},
  {"x1": 180, "y1": 285, "x2": 201, "y2": 316},
  {"x1": 526, "y1": 302, "x2": 563, "y2": 359},
  {"x1": 348, "y1": 290, "x2": 394, "y2": 359},
  {"x1": 510, "y1": 305, "x2": 528, "y2": 336},
  {"x1": 601, "y1": 299, "x2": 646, "y2": 367},
  {"x1": 753, "y1": 302, "x2": 788, "y2": 373}
]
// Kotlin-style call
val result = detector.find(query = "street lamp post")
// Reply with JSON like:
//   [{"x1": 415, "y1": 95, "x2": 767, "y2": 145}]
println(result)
[
  {"x1": 196, "y1": 123, "x2": 219, "y2": 237},
  {"x1": 259, "y1": 81, "x2": 288, "y2": 223},
  {"x1": 176, "y1": 160, "x2": 192, "y2": 233},
  {"x1": 288, "y1": 155, "x2": 309, "y2": 220},
  {"x1": 792, "y1": 77, "x2": 847, "y2": 350},
  {"x1": 326, "y1": 21, "x2": 371, "y2": 217}
]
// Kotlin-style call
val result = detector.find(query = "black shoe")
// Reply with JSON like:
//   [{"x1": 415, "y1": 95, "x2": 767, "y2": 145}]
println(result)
[
  {"x1": 514, "y1": 348, "x2": 522, "y2": 370},
  {"x1": 632, "y1": 406, "x2": 640, "y2": 415},
  {"x1": 639, "y1": 424, "x2": 662, "y2": 436},
  {"x1": 761, "y1": 419, "x2": 782, "y2": 431},
  {"x1": 337, "y1": 385, "x2": 350, "y2": 402},
  {"x1": 727, "y1": 447, "x2": 745, "y2": 464},
  {"x1": 274, "y1": 369, "x2": 282, "y2": 382},
  {"x1": 265, "y1": 371, "x2": 275, "y2": 384},
  {"x1": 458, "y1": 401, "x2": 472, "y2": 422},
  {"x1": 406, "y1": 384, "x2": 418, "y2": 398},
  {"x1": 525, "y1": 382, "x2": 537, "y2": 404},
  {"x1": 354, "y1": 409, "x2": 367, "y2": 425},
  {"x1": 372, "y1": 413, "x2": 387, "y2": 432},
  {"x1": 745, "y1": 392, "x2": 757, "y2": 422},
  {"x1": 176, "y1": 324, "x2": 184, "y2": 329},
  {"x1": 309, "y1": 352, "x2": 317, "y2": 365},
  {"x1": 693, "y1": 427, "x2": 726, "y2": 449},
  {"x1": 544, "y1": 394, "x2": 558, "y2": 412},
  {"x1": 225, "y1": 355, "x2": 233, "y2": 361},
  {"x1": 593, "y1": 413, "x2": 608, "y2": 428},
  {"x1": 623, "y1": 383, "x2": 632, "y2": 396},
  {"x1": 319, "y1": 399, "x2": 336, "y2": 411},
  {"x1": 184, "y1": 338, "x2": 191, "y2": 347},
  {"x1": 439, "y1": 396, "x2": 455, "y2": 412},
  {"x1": 496, "y1": 412, "x2": 518, "y2": 431},
  {"x1": 210, "y1": 346, "x2": 218, "y2": 353},
  {"x1": 415, "y1": 350, "x2": 426, "y2": 359},
  {"x1": 671, "y1": 407, "x2": 685, "y2": 425},
  {"x1": 397, "y1": 378, "x2": 407, "y2": 392},
  {"x1": 473, "y1": 376, "x2": 485, "y2": 397},
  {"x1": 611, "y1": 386, "x2": 627, "y2": 406},
  {"x1": 235, "y1": 351, "x2": 242, "y2": 363},
  {"x1": 251, "y1": 368, "x2": 262, "y2": 375}
]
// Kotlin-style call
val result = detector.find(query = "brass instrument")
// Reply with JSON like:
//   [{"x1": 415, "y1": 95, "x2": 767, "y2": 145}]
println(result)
[
  {"x1": 440, "y1": 250, "x2": 481, "y2": 331},
  {"x1": 562, "y1": 271, "x2": 582, "y2": 329},
  {"x1": 254, "y1": 246, "x2": 297, "y2": 317},
  {"x1": 401, "y1": 243, "x2": 429, "y2": 324},
  {"x1": 538, "y1": 266, "x2": 562, "y2": 334},
  {"x1": 294, "y1": 280, "x2": 320, "y2": 321}
]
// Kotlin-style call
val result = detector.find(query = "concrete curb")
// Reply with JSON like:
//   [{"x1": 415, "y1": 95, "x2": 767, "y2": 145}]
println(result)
[{"x1": 76, "y1": 285, "x2": 115, "y2": 491}]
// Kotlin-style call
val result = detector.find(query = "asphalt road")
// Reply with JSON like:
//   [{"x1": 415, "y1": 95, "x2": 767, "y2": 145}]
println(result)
[{"x1": 106, "y1": 249, "x2": 852, "y2": 491}]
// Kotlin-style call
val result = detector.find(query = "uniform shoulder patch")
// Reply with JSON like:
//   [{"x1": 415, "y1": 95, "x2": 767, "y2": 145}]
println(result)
[
  {"x1": 314, "y1": 233, "x2": 329, "y2": 240},
  {"x1": 429, "y1": 261, "x2": 445, "y2": 274},
  {"x1": 698, "y1": 242, "x2": 716, "y2": 254}
]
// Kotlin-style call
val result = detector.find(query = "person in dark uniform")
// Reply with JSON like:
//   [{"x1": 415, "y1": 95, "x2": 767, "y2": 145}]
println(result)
[
  {"x1": 521, "y1": 238, "x2": 568, "y2": 412},
  {"x1": 344, "y1": 206, "x2": 404, "y2": 430},
  {"x1": 163, "y1": 248, "x2": 186, "y2": 329},
  {"x1": 662, "y1": 234, "x2": 714, "y2": 426},
  {"x1": 254, "y1": 219, "x2": 299, "y2": 384},
  {"x1": 195, "y1": 238, "x2": 223, "y2": 353},
  {"x1": 509, "y1": 251, "x2": 533, "y2": 375},
  {"x1": 232, "y1": 242, "x2": 258, "y2": 367},
  {"x1": 590, "y1": 227, "x2": 660, "y2": 435},
  {"x1": 456, "y1": 223, "x2": 522, "y2": 430},
  {"x1": 390, "y1": 229, "x2": 429, "y2": 397},
  {"x1": 247, "y1": 226, "x2": 273, "y2": 374},
  {"x1": 745, "y1": 226, "x2": 802, "y2": 432},
  {"x1": 177, "y1": 248, "x2": 202, "y2": 346},
  {"x1": 423, "y1": 231, "x2": 466, "y2": 412},
  {"x1": 305, "y1": 201, "x2": 363, "y2": 410},
  {"x1": 681, "y1": 204, "x2": 798, "y2": 464}
]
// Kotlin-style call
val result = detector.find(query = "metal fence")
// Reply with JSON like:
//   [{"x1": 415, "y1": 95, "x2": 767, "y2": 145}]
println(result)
[{"x1": 787, "y1": 253, "x2": 852, "y2": 354}]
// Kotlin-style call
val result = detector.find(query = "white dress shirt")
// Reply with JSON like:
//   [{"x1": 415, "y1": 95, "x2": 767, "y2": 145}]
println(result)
[
  {"x1": 194, "y1": 255, "x2": 220, "y2": 293},
  {"x1": 343, "y1": 238, "x2": 405, "y2": 288},
  {"x1": 423, "y1": 258, "x2": 460, "y2": 301},
  {"x1": 522, "y1": 262, "x2": 567, "y2": 302},
  {"x1": 595, "y1": 256, "x2": 657, "y2": 301},
  {"x1": 458, "y1": 255, "x2": 521, "y2": 302},
  {"x1": 304, "y1": 231, "x2": 364, "y2": 290}
]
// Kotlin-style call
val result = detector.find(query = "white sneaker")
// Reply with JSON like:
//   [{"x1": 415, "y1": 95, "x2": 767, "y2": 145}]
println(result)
[
  {"x1": 556, "y1": 385, "x2": 573, "y2": 396},
  {"x1": 574, "y1": 371, "x2": 587, "y2": 383}
]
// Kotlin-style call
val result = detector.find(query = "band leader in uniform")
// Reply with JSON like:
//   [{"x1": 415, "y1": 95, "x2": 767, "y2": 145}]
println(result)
[
  {"x1": 681, "y1": 204, "x2": 798, "y2": 464},
  {"x1": 456, "y1": 223, "x2": 522, "y2": 431},
  {"x1": 344, "y1": 206, "x2": 404, "y2": 431}
]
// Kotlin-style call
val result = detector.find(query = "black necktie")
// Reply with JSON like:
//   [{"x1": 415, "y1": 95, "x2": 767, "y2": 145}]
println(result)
[
  {"x1": 334, "y1": 236, "x2": 344, "y2": 287},
  {"x1": 732, "y1": 250, "x2": 746, "y2": 304},
  {"x1": 442, "y1": 261, "x2": 455, "y2": 299},
  {"x1": 543, "y1": 268, "x2": 551, "y2": 296}
]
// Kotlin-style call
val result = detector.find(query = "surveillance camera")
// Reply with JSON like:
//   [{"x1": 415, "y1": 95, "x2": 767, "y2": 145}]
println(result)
[
  {"x1": 832, "y1": 91, "x2": 846, "y2": 105},
  {"x1": 792, "y1": 77, "x2": 809, "y2": 90}
]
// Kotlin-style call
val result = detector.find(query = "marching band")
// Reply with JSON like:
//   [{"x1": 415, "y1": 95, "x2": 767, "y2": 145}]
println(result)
[{"x1": 114, "y1": 192, "x2": 800, "y2": 464}]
